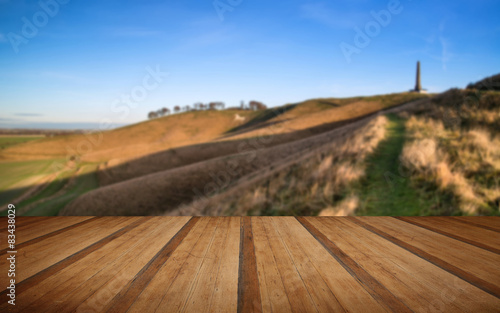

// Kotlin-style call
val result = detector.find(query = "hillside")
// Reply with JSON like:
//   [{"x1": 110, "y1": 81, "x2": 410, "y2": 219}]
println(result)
[
  {"x1": 9, "y1": 87, "x2": 498, "y2": 217},
  {"x1": 60, "y1": 96, "x2": 431, "y2": 216},
  {"x1": 0, "y1": 109, "x2": 257, "y2": 163}
]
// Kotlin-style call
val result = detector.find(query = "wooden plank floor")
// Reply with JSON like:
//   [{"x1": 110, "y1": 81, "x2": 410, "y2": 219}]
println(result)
[{"x1": 1, "y1": 216, "x2": 499, "y2": 312}]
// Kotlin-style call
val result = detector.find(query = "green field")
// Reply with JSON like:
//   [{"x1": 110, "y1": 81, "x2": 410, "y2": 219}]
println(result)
[
  {"x1": 21, "y1": 164, "x2": 99, "y2": 216},
  {"x1": 0, "y1": 136, "x2": 44, "y2": 149},
  {"x1": 0, "y1": 159, "x2": 61, "y2": 206},
  {"x1": 0, "y1": 158, "x2": 99, "y2": 215}
]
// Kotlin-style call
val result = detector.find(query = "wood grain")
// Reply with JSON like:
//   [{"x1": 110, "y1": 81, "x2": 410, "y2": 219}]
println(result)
[
  {"x1": 350, "y1": 216, "x2": 500, "y2": 298},
  {"x1": 238, "y1": 217, "x2": 262, "y2": 313},
  {"x1": 396, "y1": 216, "x2": 500, "y2": 253},
  {"x1": 2, "y1": 216, "x2": 499, "y2": 312}
]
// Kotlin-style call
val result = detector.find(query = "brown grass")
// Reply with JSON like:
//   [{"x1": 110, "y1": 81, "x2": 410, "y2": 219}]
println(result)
[
  {"x1": 318, "y1": 195, "x2": 359, "y2": 216},
  {"x1": 167, "y1": 115, "x2": 388, "y2": 216},
  {"x1": 399, "y1": 90, "x2": 500, "y2": 215}
]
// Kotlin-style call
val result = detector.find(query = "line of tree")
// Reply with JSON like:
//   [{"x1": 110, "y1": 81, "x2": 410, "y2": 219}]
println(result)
[
  {"x1": 147, "y1": 102, "x2": 226, "y2": 119},
  {"x1": 248, "y1": 100, "x2": 267, "y2": 110},
  {"x1": 147, "y1": 100, "x2": 267, "y2": 119}
]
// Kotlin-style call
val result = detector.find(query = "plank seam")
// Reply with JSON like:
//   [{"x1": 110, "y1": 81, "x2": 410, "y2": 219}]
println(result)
[
  {"x1": 0, "y1": 216, "x2": 52, "y2": 232},
  {"x1": 104, "y1": 216, "x2": 199, "y2": 313},
  {"x1": 0, "y1": 217, "x2": 100, "y2": 255},
  {"x1": 296, "y1": 217, "x2": 413, "y2": 313},
  {"x1": 394, "y1": 217, "x2": 500, "y2": 255},
  {"x1": 178, "y1": 218, "x2": 222, "y2": 312},
  {"x1": 449, "y1": 217, "x2": 500, "y2": 233},
  {"x1": 349, "y1": 217, "x2": 500, "y2": 299},
  {"x1": 271, "y1": 218, "x2": 340, "y2": 313},
  {"x1": 0, "y1": 217, "x2": 147, "y2": 301},
  {"x1": 237, "y1": 217, "x2": 263, "y2": 313},
  {"x1": 207, "y1": 217, "x2": 232, "y2": 312}
]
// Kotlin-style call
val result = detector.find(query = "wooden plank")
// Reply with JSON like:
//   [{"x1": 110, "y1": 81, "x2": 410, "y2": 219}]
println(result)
[
  {"x1": 252, "y1": 217, "x2": 293, "y2": 313},
  {"x1": 0, "y1": 217, "x2": 138, "y2": 284},
  {"x1": 30, "y1": 217, "x2": 191, "y2": 313},
  {"x1": 298, "y1": 217, "x2": 412, "y2": 313},
  {"x1": 0, "y1": 217, "x2": 145, "y2": 312},
  {"x1": 271, "y1": 217, "x2": 346, "y2": 312},
  {"x1": 125, "y1": 217, "x2": 213, "y2": 312},
  {"x1": 1, "y1": 216, "x2": 498, "y2": 312},
  {"x1": 238, "y1": 217, "x2": 262, "y2": 313},
  {"x1": 0, "y1": 216, "x2": 52, "y2": 231},
  {"x1": 260, "y1": 217, "x2": 318, "y2": 312},
  {"x1": 279, "y1": 218, "x2": 389, "y2": 312},
  {"x1": 451, "y1": 217, "x2": 500, "y2": 233},
  {"x1": 209, "y1": 217, "x2": 240, "y2": 313},
  {"x1": 350, "y1": 216, "x2": 500, "y2": 298},
  {"x1": 8, "y1": 217, "x2": 161, "y2": 312},
  {"x1": 104, "y1": 217, "x2": 199, "y2": 313},
  {"x1": 180, "y1": 217, "x2": 240, "y2": 313},
  {"x1": 74, "y1": 217, "x2": 191, "y2": 312},
  {"x1": 15, "y1": 216, "x2": 95, "y2": 245},
  {"x1": 153, "y1": 217, "x2": 221, "y2": 312},
  {"x1": 308, "y1": 217, "x2": 500, "y2": 312},
  {"x1": 0, "y1": 217, "x2": 98, "y2": 255},
  {"x1": 397, "y1": 217, "x2": 500, "y2": 253},
  {"x1": 0, "y1": 216, "x2": 137, "y2": 291}
]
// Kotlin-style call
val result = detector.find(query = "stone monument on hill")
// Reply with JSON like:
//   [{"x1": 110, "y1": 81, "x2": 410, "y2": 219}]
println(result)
[{"x1": 411, "y1": 61, "x2": 427, "y2": 93}]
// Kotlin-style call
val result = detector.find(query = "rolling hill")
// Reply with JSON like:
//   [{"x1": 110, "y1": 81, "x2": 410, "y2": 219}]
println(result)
[{"x1": 5, "y1": 85, "x2": 499, "y2": 217}]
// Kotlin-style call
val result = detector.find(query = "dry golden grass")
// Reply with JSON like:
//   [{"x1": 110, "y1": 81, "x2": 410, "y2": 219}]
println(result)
[
  {"x1": 168, "y1": 115, "x2": 388, "y2": 216},
  {"x1": 400, "y1": 92, "x2": 500, "y2": 215},
  {"x1": 0, "y1": 110, "x2": 256, "y2": 163},
  {"x1": 57, "y1": 96, "x2": 427, "y2": 216},
  {"x1": 318, "y1": 195, "x2": 359, "y2": 216}
]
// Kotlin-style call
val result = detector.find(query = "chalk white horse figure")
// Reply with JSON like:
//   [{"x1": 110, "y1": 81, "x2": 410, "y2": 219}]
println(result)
[{"x1": 234, "y1": 114, "x2": 246, "y2": 122}]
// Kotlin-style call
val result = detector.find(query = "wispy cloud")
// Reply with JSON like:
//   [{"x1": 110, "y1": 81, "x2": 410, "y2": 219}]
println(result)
[
  {"x1": 106, "y1": 27, "x2": 163, "y2": 38},
  {"x1": 15, "y1": 113, "x2": 43, "y2": 117},
  {"x1": 300, "y1": 2, "x2": 364, "y2": 29},
  {"x1": 0, "y1": 118, "x2": 21, "y2": 122},
  {"x1": 403, "y1": 21, "x2": 452, "y2": 71},
  {"x1": 439, "y1": 36, "x2": 450, "y2": 70},
  {"x1": 41, "y1": 71, "x2": 85, "y2": 81},
  {"x1": 0, "y1": 33, "x2": 7, "y2": 43},
  {"x1": 438, "y1": 20, "x2": 451, "y2": 70}
]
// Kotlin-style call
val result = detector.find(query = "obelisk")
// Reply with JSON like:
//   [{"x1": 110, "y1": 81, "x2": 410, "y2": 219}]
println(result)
[{"x1": 415, "y1": 61, "x2": 422, "y2": 92}]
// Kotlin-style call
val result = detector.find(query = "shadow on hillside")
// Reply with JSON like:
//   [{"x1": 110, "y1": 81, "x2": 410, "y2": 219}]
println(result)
[
  {"x1": 316, "y1": 100, "x2": 344, "y2": 107},
  {"x1": 96, "y1": 102, "x2": 406, "y2": 188},
  {"x1": 218, "y1": 119, "x2": 291, "y2": 140},
  {"x1": 1, "y1": 98, "x2": 427, "y2": 216},
  {"x1": 0, "y1": 170, "x2": 97, "y2": 216},
  {"x1": 0, "y1": 109, "x2": 376, "y2": 216}
]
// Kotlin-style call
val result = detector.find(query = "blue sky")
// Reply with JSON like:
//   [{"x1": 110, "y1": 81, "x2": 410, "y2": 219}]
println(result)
[{"x1": 0, "y1": 0, "x2": 499, "y2": 128}]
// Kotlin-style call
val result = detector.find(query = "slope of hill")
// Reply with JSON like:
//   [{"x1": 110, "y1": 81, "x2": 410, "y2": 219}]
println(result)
[
  {"x1": 165, "y1": 89, "x2": 500, "y2": 217},
  {"x1": 0, "y1": 91, "x2": 444, "y2": 216},
  {"x1": 0, "y1": 109, "x2": 257, "y2": 163},
  {"x1": 60, "y1": 97, "x2": 431, "y2": 216},
  {"x1": 99, "y1": 92, "x2": 429, "y2": 186}
]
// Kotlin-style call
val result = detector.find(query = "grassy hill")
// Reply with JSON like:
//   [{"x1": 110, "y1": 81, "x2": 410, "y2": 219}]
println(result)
[{"x1": 13, "y1": 88, "x2": 500, "y2": 217}]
